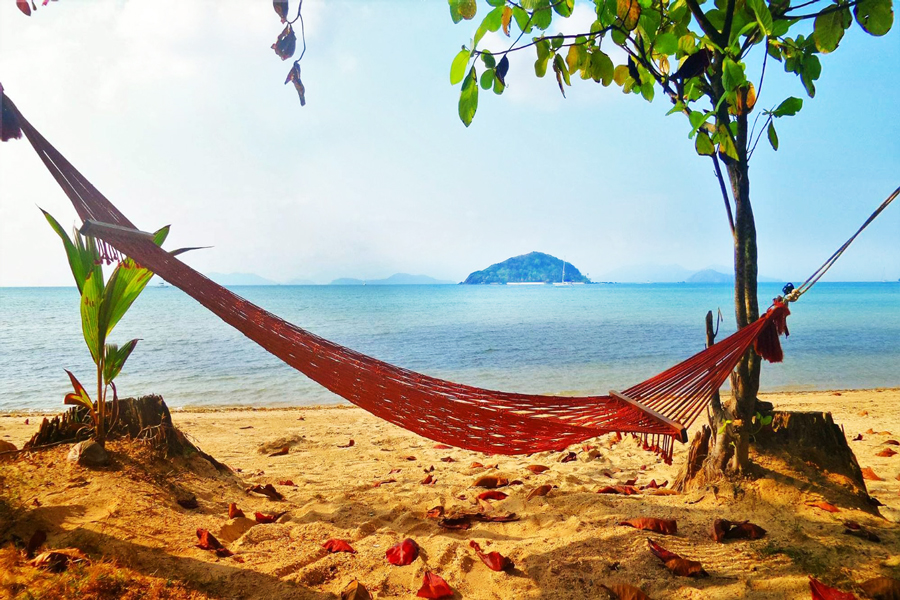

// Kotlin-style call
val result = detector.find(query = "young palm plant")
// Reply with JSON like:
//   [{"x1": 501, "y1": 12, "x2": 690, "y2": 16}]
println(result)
[{"x1": 43, "y1": 210, "x2": 171, "y2": 446}]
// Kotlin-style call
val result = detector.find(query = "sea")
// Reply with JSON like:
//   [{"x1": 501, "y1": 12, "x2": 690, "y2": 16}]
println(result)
[{"x1": 0, "y1": 282, "x2": 897, "y2": 412}]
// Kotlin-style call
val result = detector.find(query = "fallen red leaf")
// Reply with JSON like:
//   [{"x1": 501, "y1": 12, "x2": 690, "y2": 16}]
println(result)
[
  {"x1": 340, "y1": 579, "x2": 372, "y2": 600},
  {"x1": 424, "y1": 465, "x2": 435, "y2": 472},
  {"x1": 620, "y1": 518, "x2": 677, "y2": 535},
  {"x1": 809, "y1": 576, "x2": 857, "y2": 599},
  {"x1": 269, "y1": 446, "x2": 289, "y2": 457},
  {"x1": 388, "y1": 468, "x2": 402, "y2": 474},
  {"x1": 277, "y1": 479, "x2": 296, "y2": 486},
  {"x1": 214, "y1": 547, "x2": 234, "y2": 557},
  {"x1": 473, "y1": 512, "x2": 519, "y2": 522},
  {"x1": 582, "y1": 444, "x2": 597, "y2": 452},
  {"x1": 862, "y1": 467, "x2": 883, "y2": 481},
  {"x1": 526, "y1": 465, "x2": 550, "y2": 474},
  {"x1": 602, "y1": 583, "x2": 653, "y2": 600},
  {"x1": 623, "y1": 478, "x2": 638, "y2": 486},
  {"x1": 469, "y1": 540, "x2": 513, "y2": 571},
  {"x1": 647, "y1": 539, "x2": 679, "y2": 562},
  {"x1": 338, "y1": 439, "x2": 355, "y2": 448},
  {"x1": 859, "y1": 577, "x2": 900, "y2": 599},
  {"x1": 866, "y1": 428, "x2": 876, "y2": 434},
  {"x1": 386, "y1": 538, "x2": 419, "y2": 566},
  {"x1": 177, "y1": 497, "x2": 199, "y2": 509},
  {"x1": 876, "y1": 448, "x2": 898, "y2": 457},
  {"x1": 416, "y1": 571, "x2": 453, "y2": 599},
  {"x1": 843, "y1": 520, "x2": 861, "y2": 530},
  {"x1": 322, "y1": 539, "x2": 356, "y2": 554},
  {"x1": 421, "y1": 474, "x2": 435, "y2": 485},
  {"x1": 477, "y1": 490, "x2": 508, "y2": 501},
  {"x1": 470, "y1": 462, "x2": 484, "y2": 468},
  {"x1": 597, "y1": 485, "x2": 640, "y2": 495},
  {"x1": 885, "y1": 439, "x2": 900, "y2": 446},
  {"x1": 440, "y1": 456, "x2": 455, "y2": 463},
  {"x1": 852, "y1": 434, "x2": 863, "y2": 441},
  {"x1": 425, "y1": 506, "x2": 444, "y2": 519},
  {"x1": 711, "y1": 519, "x2": 766, "y2": 542},
  {"x1": 560, "y1": 451, "x2": 577, "y2": 463},
  {"x1": 811, "y1": 501, "x2": 840, "y2": 513},
  {"x1": 228, "y1": 503, "x2": 245, "y2": 519},
  {"x1": 473, "y1": 475, "x2": 508, "y2": 488},
  {"x1": 647, "y1": 539, "x2": 706, "y2": 577},
  {"x1": 642, "y1": 480, "x2": 661, "y2": 489},
  {"x1": 404, "y1": 455, "x2": 417, "y2": 461},
  {"x1": 509, "y1": 479, "x2": 524, "y2": 486},
  {"x1": 373, "y1": 478, "x2": 396, "y2": 487},
  {"x1": 246, "y1": 484, "x2": 284, "y2": 501},
  {"x1": 16, "y1": 0, "x2": 31, "y2": 16},
  {"x1": 526, "y1": 484, "x2": 553, "y2": 500},
  {"x1": 196, "y1": 529, "x2": 224, "y2": 550},
  {"x1": 433, "y1": 444, "x2": 452, "y2": 450},
  {"x1": 254, "y1": 512, "x2": 278, "y2": 524}
]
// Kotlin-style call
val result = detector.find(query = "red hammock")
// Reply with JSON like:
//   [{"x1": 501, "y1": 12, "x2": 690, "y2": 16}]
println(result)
[{"x1": 1, "y1": 92, "x2": 791, "y2": 461}]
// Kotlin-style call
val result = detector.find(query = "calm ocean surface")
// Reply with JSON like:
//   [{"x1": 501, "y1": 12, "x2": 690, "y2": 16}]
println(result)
[{"x1": 0, "y1": 282, "x2": 897, "y2": 412}]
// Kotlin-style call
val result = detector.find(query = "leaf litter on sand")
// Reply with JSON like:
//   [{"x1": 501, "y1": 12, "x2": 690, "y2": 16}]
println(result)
[
  {"x1": 602, "y1": 583, "x2": 654, "y2": 599},
  {"x1": 385, "y1": 538, "x2": 419, "y2": 566},
  {"x1": 809, "y1": 576, "x2": 857, "y2": 599},
  {"x1": 619, "y1": 517, "x2": 677, "y2": 535},
  {"x1": 323, "y1": 539, "x2": 356, "y2": 553},
  {"x1": 469, "y1": 540, "x2": 513, "y2": 571},
  {"x1": 647, "y1": 539, "x2": 707, "y2": 577},
  {"x1": 341, "y1": 579, "x2": 372, "y2": 600},
  {"x1": 711, "y1": 518, "x2": 766, "y2": 542},
  {"x1": 416, "y1": 571, "x2": 453, "y2": 598}
]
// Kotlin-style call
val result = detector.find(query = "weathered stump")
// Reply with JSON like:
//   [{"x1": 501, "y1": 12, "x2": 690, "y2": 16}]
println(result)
[
  {"x1": 23, "y1": 395, "x2": 228, "y2": 472},
  {"x1": 675, "y1": 410, "x2": 869, "y2": 500}
]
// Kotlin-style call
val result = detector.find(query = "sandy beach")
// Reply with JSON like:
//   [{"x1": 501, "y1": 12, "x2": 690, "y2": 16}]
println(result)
[{"x1": 1, "y1": 388, "x2": 898, "y2": 599}]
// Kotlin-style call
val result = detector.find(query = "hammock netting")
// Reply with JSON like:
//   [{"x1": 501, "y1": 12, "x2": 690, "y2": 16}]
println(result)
[{"x1": 1, "y1": 92, "x2": 792, "y2": 462}]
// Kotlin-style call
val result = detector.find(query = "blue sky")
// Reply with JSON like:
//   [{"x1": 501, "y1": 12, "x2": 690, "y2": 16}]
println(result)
[{"x1": 0, "y1": 0, "x2": 897, "y2": 285}]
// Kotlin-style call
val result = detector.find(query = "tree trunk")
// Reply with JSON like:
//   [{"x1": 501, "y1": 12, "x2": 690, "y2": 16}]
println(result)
[{"x1": 680, "y1": 110, "x2": 761, "y2": 486}]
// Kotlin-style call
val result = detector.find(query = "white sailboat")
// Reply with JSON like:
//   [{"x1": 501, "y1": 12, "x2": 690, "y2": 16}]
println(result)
[{"x1": 553, "y1": 260, "x2": 574, "y2": 286}]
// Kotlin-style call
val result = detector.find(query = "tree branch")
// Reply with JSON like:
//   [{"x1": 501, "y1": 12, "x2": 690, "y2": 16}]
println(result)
[
  {"x1": 712, "y1": 155, "x2": 736, "y2": 234},
  {"x1": 722, "y1": 0, "x2": 738, "y2": 45},
  {"x1": 684, "y1": 0, "x2": 726, "y2": 47},
  {"x1": 783, "y1": 0, "x2": 862, "y2": 19}
]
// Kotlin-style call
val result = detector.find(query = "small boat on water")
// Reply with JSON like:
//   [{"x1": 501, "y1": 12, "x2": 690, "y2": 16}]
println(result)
[{"x1": 553, "y1": 260, "x2": 574, "y2": 286}]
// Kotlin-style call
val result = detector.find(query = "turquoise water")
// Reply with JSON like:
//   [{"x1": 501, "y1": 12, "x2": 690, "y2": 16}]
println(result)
[{"x1": 0, "y1": 283, "x2": 897, "y2": 412}]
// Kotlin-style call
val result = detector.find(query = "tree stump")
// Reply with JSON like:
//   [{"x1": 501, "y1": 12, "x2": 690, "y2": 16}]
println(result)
[
  {"x1": 676, "y1": 409, "x2": 869, "y2": 500},
  {"x1": 23, "y1": 395, "x2": 228, "y2": 472}
]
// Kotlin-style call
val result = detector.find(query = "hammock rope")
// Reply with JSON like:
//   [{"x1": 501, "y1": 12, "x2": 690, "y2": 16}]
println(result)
[{"x1": 2, "y1": 91, "x2": 885, "y2": 461}]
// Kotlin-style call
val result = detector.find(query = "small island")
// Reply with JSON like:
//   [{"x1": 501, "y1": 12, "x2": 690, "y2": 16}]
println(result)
[{"x1": 463, "y1": 251, "x2": 590, "y2": 284}]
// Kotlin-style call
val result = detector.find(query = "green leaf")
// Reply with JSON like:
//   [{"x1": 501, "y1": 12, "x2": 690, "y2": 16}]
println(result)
[
  {"x1": 99, "y1": 258, "x2": 155, "y2": 343},
  {"x1": 449, "y1": 0, "x2": 477, "y2": 23},
  {"x1": 554, "y1": 53, "x2": 571, "y2": 85},
  {"x1": 591, "y1": 50, "x2": 615, "y2": 86},
  {"x1": 767, "y1": 121, "x2": 779, "y2": 150},
  {"x1": 481, "y1": 5, "x2": 505, "y2": 33},
  {"x1": 773, "y1": 96, "x2": 803, "y2": 117},
  {"x1": 553, "y1": 0, "x2": 574, "y2": 17},
  {"x1": 533, "y1": 6, "x2": 553, "y2": 29},
  {"x1": 493, "y1": 73, "x2": 506, "y2": 94},
  {"x1": 513, "y1": 5, "x2": 532, "y2": 32},
  {"x1": 854, "y1": 0, "x2": 893, "y2": 36},
  {"x1": 716, "y1": 126, "x2": 739, "y2": 161},
  {"x1": 814, "y1": 9, "x2": 846, "y2": 52},
  {"x1": 760, "y1": 414, "x2": 774, "y2": 426},
  {"x1": 103, "y1": 339, "x2": 139, "y2": 384},
  {"x1": 459, "y1": 66, "x2": 479, "y2": 126},
  {"x1": 451, "y1": 49, "x2": 470, "y2": 84},
  {"x1": 480, "y1": 68, "x2": 495, "y2": 89},
  {"x1": 41, "y1": 209, "x2": 95, "y2": 295},
  {"x1": 152, "y1": 224, "x2": 170, "y2": 246},
  {"x1": 654, "y1": 32, "x2": 678, "y2": 55},
  {"x1": 695, "y1": 131, "x2": 715, "y2": 155},
  {"x1": 80, "y1": 270, "x2": 104, "y2": 364},
  {"x1": 800, "y1": 54, "x2": 821, "y2": 98},
  {"x1": 481, "y1": 51, "x2": 496, "y2": 69},
  {"x1": 687, "y1": 109, "x2": 712, "y2": 137},
  {"x1": 721, "y1": 58, "x2": 746, "y2": 92},
  {"x1": 534, "y1": 38, "x2": 552, "y2": 77},
  {"x1": 746, "y1": 0, "x2": 773, "y2": 36},
  {"x1": 486, "y1": 0, "x2": 505, "y2": 6}
]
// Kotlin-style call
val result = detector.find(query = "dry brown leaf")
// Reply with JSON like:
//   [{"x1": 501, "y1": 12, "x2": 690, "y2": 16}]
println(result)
[
  {"x1": 526, "y1": 484, "x2": 553, "y2": 500},
  {"x1": 473, "y1": 475, "x2": 508, "y2": 489},
  {"x1": 810, "y1": 501, "x2": 840, "y2": 513},
  {"x1": 341, "y1": 579, "x2": 372, "y2": 600},
  {"x1": 228, "y1": 503, "x2": 245, "y2": 519},
  {"x1": 885, "y1": 439, "x2": 900, "y2": 446},
  {"x1": 560, "y1": 451, "x2": 577, "y2": 463},
  {"x1": 876, "y1": 448, "x2": 898, "y2": 457},
  {"x1": 862, "y1": 467, "x2": 883, "y2": 481},
  {"x1": 620, "y1": 517, "x2": 677, "y2": 535},
  {"x1": 526, "y1": 465, "x2": 550, "y2": 474},
  {"x1": 859, "y1": 576, "x2": 900, "y2": 599},
  {"x1": 859, "y1": 410, "x2": 869, "y2": 416},
  {"x1": 470, "y1": 462, "x2": 484, "y2": 468},
  {"x1": 602, "y1": 583, "x2": 653, "y2": 600},
  {"x1": 469, "y1": 540, "x2": 513, "y2": 571},
  {"x1": 433, "y1": 444, "x2": 452, "y2": 450},
  {"x1": 30, "y1": 549, "x2": 87, "y2": 573},
  {"x1": 866, "y1": 428, "x2": 876, "y2": 434},
  {"x1": 477, "y1": 490, "x2": 508, "y2": 501},
  {"x1": 665, "y1": 557, "x2": 707, "y2": 577},
  {"x1": 649, "y1": 489, "x2": 679, "y2": 496},
  {"x1": 246, "y1": 484, "x2": 284, "y2": 501},
  {"x1": 425, "y1": 506, "x2": 444, "y2": 519},
  {"x1": 597, "y1": 485, "x2": 640, "y2": 495},
  {"x1": 440, "y1": 456, "x2": 455, "y2": 463},
  {"x1": 421, "y1": 474, "x2": 435, "y2": 485},
  {"x1": 809, "y1": 576, "x2": 857, "y2": 599},
  {"x1": 269, "y1": 446, "x2": 289, "y2": 457},
  {"x1": 711, "y1": 519, "x2": 766, "y2": 542}
]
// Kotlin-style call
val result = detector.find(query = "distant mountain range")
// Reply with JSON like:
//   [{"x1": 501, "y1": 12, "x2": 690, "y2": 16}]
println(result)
[
  {"x1": 207, "y1": 272, "x2": 278, "y2": 286},
  {"x1": 597, "y1": 264, "x2": 782, "y2": 283},
  {"x1": 463, "y1": 252, "x2": 590, "y2": 284}
]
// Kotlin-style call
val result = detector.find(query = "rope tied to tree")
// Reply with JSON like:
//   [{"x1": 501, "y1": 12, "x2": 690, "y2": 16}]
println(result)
[{"x1": 782, "y1": 185, "x2": 899, "y2": 303}]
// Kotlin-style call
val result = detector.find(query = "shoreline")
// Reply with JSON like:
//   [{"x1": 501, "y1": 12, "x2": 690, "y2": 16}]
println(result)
[{"x1": 2, "y1": 386, "x2": 898, "y2": 418}]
